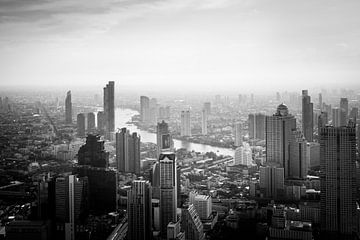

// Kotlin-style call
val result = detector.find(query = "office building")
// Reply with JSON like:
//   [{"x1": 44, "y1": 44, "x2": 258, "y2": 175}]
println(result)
[
  {"x1": 149, "y1": 98, "x2": 158, "y2": 125},
  {"x1": 55, "y1": 175, "x2": 88, "y2": 240},
  {"x1": 203, "y1": 102, "x2": 211, "y2": 115},
  {"x1": 157, "y1": 120, "x2": 173, "y2": 156},
  {"x1": 5, "y1": 221, "x2": 49, "y2": 240},
  {"x1": 340, "y1": 98, "x2": 348, "y2": 126},
  {"x1": 189, "y1": 192, "x2": 212, "y2": 220},
  {"x1": 151, "y1": 162, "x2": 160, "y2": 200},
  {"x1": 201, "y1": 109, "x2": 208, "y2": 135},
  {"x1": 159, "y1": 152, "x2": 177, "y2": 237},
  {"x1": 306, "y1": 142, "x2": 320, "y2": 168},
  {"x1": 180, "y1": 110, "x2": 191, "y2": 137},
  {"x1": 103, "y1": 81, "x2": 115, "y2": 140},
  {"x1": 289, "y1": 131, "x2": 308, "y2": 179},
  {"x1": 319, "y1": 93, "x2": 322, "y2": 110},
  {"x1": 266, "y1": 103, "x2": 296, "y2": 178},
  {"x1": 76, "y1": 113, "x2": 85, "y2": 138},
  {"x1": 140, "y1": 96, "x2": 150, "y2": 123},
  {"x1": 259, "y1": 166, "x2": 284, "y2": 199},
  {"x1": 332, "y1": 108, "x2": 341, "y2": 127},
  {"x1": 248, "y1": 113, "x2": 266, "y2": 140},
  {"x1": 234, "y1": 122, "x2": 242, "y2": 146},
  {"x1": 97, "y1": 111, "x2": 105, "y2": 133},
  {"x1": 302, "y1": 90, "x2": 313, "y2": 142},
  {"x1": 181, "y1": 204, "x2": 205, "y2": 240},
  {"x1": 65, "y1": 90, "x2": 72, "y2": 124},
  {"x1": 320, "y1": 125, "x2": 356, "y2": 237},
  {"x1": 318, "y1": 112, "x2": 328, "y2": 129},
  {"x1": 116, "y1": 128, "x2": 140, "y2": 174},
  {"x1": 234, "y1": 143, "x2": 253, "y2": 166},
  {"x1": 87, "y1": 112, "x2": 95, "y2": 132},
  {"x1": 127, "y1": 180, "x2": 152, "y2": 240},
  {"x1": 78, "y1": 134, "x2": 109, "y2": 168},
  {"x1": 167, "y1": 221, "x2": 185, "y2": 240},
  {"x1": 350, "y1": 107, "x2": 358, "y2": 121}
]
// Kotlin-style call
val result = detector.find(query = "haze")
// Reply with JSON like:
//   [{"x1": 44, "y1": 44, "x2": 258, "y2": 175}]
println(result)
[{"x1": 1, "y1": 0, "x2": 360, "y2": 92}]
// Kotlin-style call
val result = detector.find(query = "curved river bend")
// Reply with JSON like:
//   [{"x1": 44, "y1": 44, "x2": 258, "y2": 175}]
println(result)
[{"x1": 115, "y1": 108, "x2": 234, "y2": 157}]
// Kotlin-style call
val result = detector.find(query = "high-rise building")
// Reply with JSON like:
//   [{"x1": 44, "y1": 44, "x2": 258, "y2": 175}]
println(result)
[
  {"x1": 234, "y1": 143, "x2": 253, "y2": 166},
  {"x1": 159, "y1": 152, "x2": 177, "y2": 237},
  {"x1": 189, "y1": 192, "x2": 212, "y2": 220},
  {"x1": 259, "y1": 166, "x2": 284, "y2": 199},
  {"x1": 340, "y1": 98, "x2": 349, "y2": 126},
  {"x1": 234, "y1": 122, "x2": 242, "y2": 147},
  {"x1": 306, "y1": 142, "x2": 320, "y2": 168},
  {"x1": 318, "y1": 111, "x2": 328, "y2": 129},
  {"x1": 116, "y1": 128, "x2": 140, "y2": 174},
  {"x1": 87, "y1": 112, "x2": 95, "y2": 132},
  {"x1": 302, "y1": 90, "x2": 314, "y2": 142},
  {"x1": 349, "y1": 107, "x2": 358, "y2": 121},
  {"x1": 140, "y1": 96, "x2": 150, "y2": 123},
  {"x1": 203, "y1": 102, "x2": 211, "y2": 115},
  {"x1": 266, "y1": 104, "x2": 296, "y2": 178},
  {"x1": 288, "y1": 131, "x2": 308, "y2": 179},
  {"x1": 5, "y1": 221, "x2": 49, "y2": 240},
  {"x1": 149, "y1": 98, "x2": 158, "y2": 125},
  {"x1": 181, "y1": 204, "x2": 205, "y2": 240},
  {"x1": 332, "y1": 108, "x2": 341, "y2": 127},
  {"x1": 201, "y1": 109, "x2": 208, "y2": 135},
  {"x1": 157, "y1": 121, "x2": 173, "y2": 156},
  {"x1": 97, "y1": 111, "x2": 105, "y2": 133},
  {"x1": 167, "y1": 221, "x2": 185, "y2": 240},
  {"x1": 55, "y1": 175, "x2": 88, "y2": 240},
  {"x1": 180, "y1": 110, "x2": 191, "y2": 137},
  {"x1": 319, "y1": 93, "x2": 323, "y2": 110},
  {"x1": 103, "y1": 81, "x2": 115, "y2": 140},
  {"x1": 320, "y1": 125, "x2": 356, "y2": 237},
  {"x1": 248, "y1": 113, "x2": 266, "y2": 140},
  {"x1": 127, "y1": 180, "x2": 152, "y2": 240},
  {"x1": 78, "y1": 135, "x2": 109, "y2": 168},
  {"x1": 76, "y1": 113, "x2": 85, "y2": 138},
  {"x1": 65, "y1": 91, "x2": 72, "y2": 124}
]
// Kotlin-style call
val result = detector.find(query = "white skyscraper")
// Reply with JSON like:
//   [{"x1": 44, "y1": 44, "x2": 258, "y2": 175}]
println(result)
[
  {"x1": 234, "y1": 122, "x2": 243, "y2": 147},
  {"x1": 234, "y1": 143, "x2": 253, "y2": 166},
  {"x1": 189, "y1": 192, "x2": 212, "y2": 220},
  {"x1": 181, "y1": 110, "x2": 191, "y2": 137},
  {"x1": 201, "y1": 109, "x2": 208, "y2": 135}
]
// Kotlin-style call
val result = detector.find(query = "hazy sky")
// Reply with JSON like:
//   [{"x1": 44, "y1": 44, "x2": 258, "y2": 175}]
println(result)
[{"x1": 0, "y1": 0, "x2": 360, "y2": 92}]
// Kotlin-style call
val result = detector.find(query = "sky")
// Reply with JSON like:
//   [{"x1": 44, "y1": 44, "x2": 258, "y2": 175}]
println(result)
[{"x1": 0, "y1": 0, "x2": 360, "y2": 92}]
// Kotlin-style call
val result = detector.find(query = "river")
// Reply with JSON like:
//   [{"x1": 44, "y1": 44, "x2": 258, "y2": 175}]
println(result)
[{"x1": 114, "y1": 108, "x2": 234, "y2": 157}]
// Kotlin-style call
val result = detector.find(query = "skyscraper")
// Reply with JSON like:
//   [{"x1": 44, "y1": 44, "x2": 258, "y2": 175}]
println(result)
[
  {"x1": 201, "y1": 109, "x2": 208, "y2": 135},
  {"x1": 203, "y1": 102, "x2": 211, "y2": 115},
  {"x1": 76, "y1": 113, "x2": 85, "y2": 138},
  {"x1": 266, "y1": 103, "x2": 296, "y2": 178},
  {"x1": 320, "y1": 125, "x2": 356, "y2": 238},
  {"x1": 259, "y1": 166, "x2": 284, "y2": 199},
  {"x1": 149, "y1": 97, "x2": 158, "y2": 125},
  {"x1": 340, "y1": 98, "x2": 349, "y2": 126},
  {"x1": 349, "y1": 107, "x2": 358, "y2": 121},
  {"x1": 156, "y1": 121, "x2": 173, "y2": 156},
  {"x1": 248, "y1": 113, "x2": 266, "y2": 140},
  {"x1": 65, "y1": 91, "x2": 72, "y2": 124},
  {"x1": 97, "y1": 111, "x2": 105, "y2": 133},
  {"x1": 87, "y1": 112, "x2": 95, "y2": 132},
  {"x1": 103, "y1": 81, "x2": 115, "y2": 140},
  {"x1": 302, "y1": 90, "x2": 313, "y2": 142},
  {"x1": 116, "y1": 128, "x2": 141, "y2": 174},
  {"x1": 288, "y1": 131, "x2": 308, "y2": 179},
  {"x1": 318, "y1": 111, "x2": 328, "y2": 129},
  {"x1": 78, "y1": 134, "x2": 109, "y2": 168},
  {"x1": 319, "y1": 93, "x2": 323, "y2": 110},
  {"x1": 127, "y1": 180, "x2": 152, "y2": 240},
  {"x1": 189, "y1": 192, "x2": 212, "y2": 220},
  {"x1": 234, "y1": 143, "x2": 253, "y2": 166},
  {"x1": 159, "y1": 152, "x2": 177, "y2": 238},
  {"x1": 234, "y1": 122, "x2": 242, "y2": 147},
  {"x1": 180, "y1": 110, "x2": 191, "y2": 137},
  {"x1": 181, "y1": 204, "x2": 205, "y2": 240},
  {"x1": 140, "y1": 96, "x2": 150, "y2": 123},
  {"x1": 332, "y1": 108, "x2": 341, "y2": 127}
]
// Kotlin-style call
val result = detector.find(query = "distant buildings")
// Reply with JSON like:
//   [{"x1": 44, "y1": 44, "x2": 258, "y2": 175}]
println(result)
[
  {"x1": 103, "y1": 81, "x2": 115, "y2": 140},
  {"x1": 340, "y1": 97, "x2": 348, "y2": 126},
  {"x1": 234, "y1": 122, "x2": 242, "y2": 147},
  {"x1": 265, "y1": 103, "x2": 296, "y2": 178},
  {"x1": 180, "y1": 110, "x2": 191, "y2": 137},
  {"x1": 65, "y1": 90, "x2": 72, "y2": 124},
  {"x1": 288, "y1": 131, "x2": 307, "y2": 179},
  {"x1": 332, "y1": 108, "x2": 340, "y2": 127},
  {"x1": 318, "y1": 112, "x2": 328, "y2": 129},
  {"x1": 97, "y1": 111, "x2": 105, "y2": 133},
  {"x1": 302, "y1": 90, "x2": 313, "y2": 142},
  {"x1": 201, "y1": 109, "x2": 208, "y2": 135},
  {"x1": 248, "y1": 113, "x2": 266, "y2": 140},
  {"x1": 87, "y1": 112, "x2": 95, "y2": 132},
  {"x1": 320, "y1": 125, "x2": 356, "y2": 238},
  {"x1": 127, "y1": 180, "x2": 152, "y2": 240},
  {"x1": 116, "y1": 128, "x2": 140, "y2": 174},
  {"x1": 140, "y1": 96, "x2": 150, "y2": 124},
  {"x1": 149, "y1": 98, "x2": 158, "y2": 125},
  {"x1": 203, "y1": 102, "x2": 211, "y2": 115},
  {"x1": 76, "y1": 113, "x2": 85, "y2": 138},
  {"x1": 157, "y1": 121, "x2": 173, "y2": 156}
]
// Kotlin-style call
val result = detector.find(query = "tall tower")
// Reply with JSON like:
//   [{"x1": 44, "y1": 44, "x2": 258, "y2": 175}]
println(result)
[
  {"x1": 340, "y1": 98, "x2": 348, "y2": 126},
  {"x1": 201, "y1": 109, "x2": 208, "y2": 135},
  {"x1": 140, "y1": 96, "x2": 150, "y2": 123},
  {"x1": 302, "y1": 90, "x2": 314, "y2": 142},
  {"x1": 87, "y1": 112, "x2": 95, "y2": 133},
  {"x1": 266, "y1": 103, "x2": 296, "y2": 178},
  {"x1": 156, "y1": 121, "x2": 173, "y2": 157},
  {"x1": 332, "y1": 108, "x2": 341, "y2": 127},
  {"x1": 259, "y1": 166, "x2": 284, "y2": 199},
  {"x1": 116, "y1": 128, "x2": 140, "y2": 174},
  {"x1": 159, "y1": 152, "x2": 177, "y2": 238},
  {"x1": 320, "y1": 125, "x2": 356, "y2": 238},
  {"x1": 76, "y1": 113, "x2": 85, "y2": 138},
  {"x1": 97, "y1": 111, "x2": 105, "y2": 133},
  {"x1": 248, "y1": 113, "x2": 266, "y2": 140},
  {"x1": 288, "y1": 130, "x2": 308, "y2": 179},
  {"x1": 318, "y1": 111, "x2": 328, "y2": 129},
  {"x1": 234, "y1": 122, "x2": 242, "y2": 147},
  {"x1": 180, "y1": 110, "x2": 191, "y2": 137},
  {"x1": 103, "y1": 81, "x2": 115, "y2": 140},
  {"x1": 77, "y1": 134, "x2": 109, "y2": 168},
  {"x1": 127, "y1": 180, "x2": 152, "y2": 240},
  {"x1": 65, "y1": 91, "x2": 72, "y2": 124},
  {"x1": 203, "y1": 102, "x2": 211, "y2": 115},
  {"x1": 319, "y1": 93, "x2": 323, "y2": 110}
]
